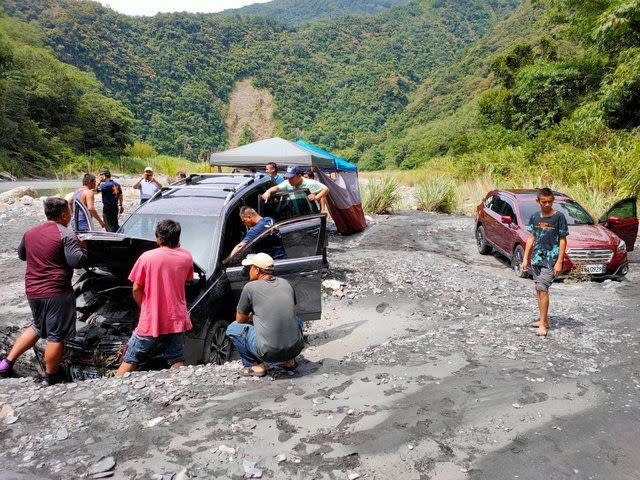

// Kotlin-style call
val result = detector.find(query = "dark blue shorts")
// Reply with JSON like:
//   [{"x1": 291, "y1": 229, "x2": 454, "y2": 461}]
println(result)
[{"x1": 122, "y1": 332, "x2": 185, "y2": 366}]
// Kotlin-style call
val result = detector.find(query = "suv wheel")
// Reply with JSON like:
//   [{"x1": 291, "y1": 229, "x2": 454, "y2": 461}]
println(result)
[
  {"x1": 202, "y1": 320, "x2": 232, "y2": 365},
  {"x1": 476, "y1": 225, "x2": 492, "y2": 255},
  {"x1": 512, "y1": 245, "x2": 528, "y2": 278}
]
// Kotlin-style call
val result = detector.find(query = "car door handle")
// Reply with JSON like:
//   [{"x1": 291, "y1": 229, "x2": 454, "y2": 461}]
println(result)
[{"x1": 299, "y1": 270, "x2": 318, "y2": 277}]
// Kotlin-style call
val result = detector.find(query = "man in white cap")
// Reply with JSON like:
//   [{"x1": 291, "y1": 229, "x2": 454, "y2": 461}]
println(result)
[
  {"x1": 226, "y1": 253, "x2": 304, "y2": 377},
  {"x1": 132, "y1": 167, "x2": 163, "y2": 205}
]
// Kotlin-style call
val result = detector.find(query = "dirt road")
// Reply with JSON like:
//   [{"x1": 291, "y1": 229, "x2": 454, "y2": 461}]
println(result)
[{"x1": 1, "y1": 211, "x2": 639, "y2": 479}]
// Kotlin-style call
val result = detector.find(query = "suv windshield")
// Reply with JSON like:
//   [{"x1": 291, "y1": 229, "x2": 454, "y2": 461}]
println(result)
[
  {"x1": 121, "y1": 214, "x2": 219, "y2": 269},
  {"x1": 520, "y1": 200, "x2": 594, "y2": 226}
]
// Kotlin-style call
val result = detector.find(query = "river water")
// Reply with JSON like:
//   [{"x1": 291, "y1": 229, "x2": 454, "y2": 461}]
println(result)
[{"x1": 0, "y1": 179, "x2": 79, "y2": 197}]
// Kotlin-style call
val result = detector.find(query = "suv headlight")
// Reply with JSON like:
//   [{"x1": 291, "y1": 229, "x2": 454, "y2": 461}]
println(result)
[{"x1": 616, "y1": 240, "x2": 627, "y2": 253}]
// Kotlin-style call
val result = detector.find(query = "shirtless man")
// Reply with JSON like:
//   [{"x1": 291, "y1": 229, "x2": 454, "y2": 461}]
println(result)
[{"x1": 70, "y1": 173, "x2": 105, "y2": 232}]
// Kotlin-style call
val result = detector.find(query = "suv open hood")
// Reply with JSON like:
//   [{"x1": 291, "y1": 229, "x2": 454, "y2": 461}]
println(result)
[{"x1": 78, "y1": 232, "x2": 204, "y2": 278}]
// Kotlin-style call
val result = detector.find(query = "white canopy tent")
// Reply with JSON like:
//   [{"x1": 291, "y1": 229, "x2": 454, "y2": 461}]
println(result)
[{"x1": 209, "y1": 137, "x2": 336, "y2": 170}]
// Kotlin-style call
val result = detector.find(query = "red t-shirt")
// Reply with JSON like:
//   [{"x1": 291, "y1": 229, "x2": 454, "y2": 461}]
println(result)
[{"x1": 128, "y1": 247, "x2": 194, "y2": 337}]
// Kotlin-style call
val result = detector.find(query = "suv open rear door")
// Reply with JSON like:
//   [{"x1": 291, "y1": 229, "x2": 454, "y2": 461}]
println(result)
[
  {"x1": 599, "y1": 197, "x2": 638, "y2": 251},
  {"x1": 225, "y1": 214, "x2": 327, "y2": 321}
]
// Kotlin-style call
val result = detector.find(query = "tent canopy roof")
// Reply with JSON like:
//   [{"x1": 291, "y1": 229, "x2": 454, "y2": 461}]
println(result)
[
  {"x1": 295, "y1": 140, "x2": 357, "y2": 172},
  {"x1": 210, "y1": 137, "x2": 336, "y2": 170}
]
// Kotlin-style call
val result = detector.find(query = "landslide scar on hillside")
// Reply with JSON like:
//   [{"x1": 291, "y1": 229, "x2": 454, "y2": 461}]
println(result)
[{"x1": 226, "y1": 79, "x2": 275, "y2": 148}]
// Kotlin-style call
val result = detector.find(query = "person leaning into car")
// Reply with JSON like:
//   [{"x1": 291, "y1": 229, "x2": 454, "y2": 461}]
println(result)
[
  {"x1": 225, "y1": 206, "x2": 287, "y2": 263},
  {"x1": 226, "y1": 253, "x2": 304, "y2": 377},
  {"x1": 116, "y1": 219, "x2": 194, "y2": 377},
  {"x1": 262, "y1": 165, "x2": 329, "y2": 214}
]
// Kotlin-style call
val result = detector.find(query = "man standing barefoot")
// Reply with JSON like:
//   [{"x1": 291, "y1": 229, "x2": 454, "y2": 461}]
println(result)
[{"x1": 522, "y1": 188, "x2": 568, "y2": 336}]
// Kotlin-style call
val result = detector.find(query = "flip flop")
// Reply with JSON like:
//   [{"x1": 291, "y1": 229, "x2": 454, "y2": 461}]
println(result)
[
  {"x1": 241, "y1": 367, "x2": 267, "y2": 377},
  {"x1": 283, "y1": 360, "x2": 298, "y2": 372}
]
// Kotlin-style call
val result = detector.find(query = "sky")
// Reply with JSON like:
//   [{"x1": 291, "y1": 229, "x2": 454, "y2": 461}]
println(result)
[{"x1": 98, "y1": 1, "x2": 272, "y2": 16}]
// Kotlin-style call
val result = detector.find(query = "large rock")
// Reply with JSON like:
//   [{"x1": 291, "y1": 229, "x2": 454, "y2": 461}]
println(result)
[{"x1": 0, "y1": 187, "x2": 38, "y2": 204}]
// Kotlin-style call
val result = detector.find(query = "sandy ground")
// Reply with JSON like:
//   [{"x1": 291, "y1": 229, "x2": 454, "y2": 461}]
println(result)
[{"x1": 0, "y1": 202, "x2": 639, "y2": 479}]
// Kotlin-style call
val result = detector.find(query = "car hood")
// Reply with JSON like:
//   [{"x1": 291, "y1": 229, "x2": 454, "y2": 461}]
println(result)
[
  {"x1": 567, "y1": 225, "x2": 618, "y2": 248},
  {"x1": 78, "y1": 232, "x2": 204, "y2": 278}
]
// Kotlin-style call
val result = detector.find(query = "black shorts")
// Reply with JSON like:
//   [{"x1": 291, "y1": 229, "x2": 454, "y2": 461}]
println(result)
[{"x1": 29, "y1": 292, "x2": 76, "y2": 343}]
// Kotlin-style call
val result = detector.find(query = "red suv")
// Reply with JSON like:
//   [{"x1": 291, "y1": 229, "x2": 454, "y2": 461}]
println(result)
[{"x1": 475, "y1": 190, "x2": 638, "y2": 280}]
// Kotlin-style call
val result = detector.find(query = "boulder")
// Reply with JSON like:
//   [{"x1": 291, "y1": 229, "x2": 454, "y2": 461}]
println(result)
[
  {"x1": 20, "y1": 195, "x2": 34, "y2": 206},
  {"x1": 0, "y1": 187, "x2": 38, "y2": 204}
]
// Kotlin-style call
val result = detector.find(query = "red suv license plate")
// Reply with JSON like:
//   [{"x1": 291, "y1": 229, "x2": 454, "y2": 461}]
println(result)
[{"x1": 579, "y1": 264, "x2": 606, "y2": 274}]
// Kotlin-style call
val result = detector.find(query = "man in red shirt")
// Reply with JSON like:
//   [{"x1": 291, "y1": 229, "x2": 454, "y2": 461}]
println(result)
[
  {"x1": 116, "y1": 219, "x2": 194, "y2": 376},
  {"x1": 0, "y1": 197, "x2": 87, "y2": 385}
]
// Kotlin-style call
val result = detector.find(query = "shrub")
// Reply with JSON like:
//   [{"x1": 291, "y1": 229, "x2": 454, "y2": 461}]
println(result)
[
  {"x1": 416, "y1": 178, "x2": 457, "y2": 213},
  {"x1": 125, "y1": 141, "x2": 157, "y2": 159},
  {"x1": 362, "y1": 177, "x2": 401, "y2": 214}
]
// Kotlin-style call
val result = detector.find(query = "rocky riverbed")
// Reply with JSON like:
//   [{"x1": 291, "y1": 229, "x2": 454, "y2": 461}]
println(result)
[{"x1": 0, "y1": 199, "x2": 639, "y2": 479}]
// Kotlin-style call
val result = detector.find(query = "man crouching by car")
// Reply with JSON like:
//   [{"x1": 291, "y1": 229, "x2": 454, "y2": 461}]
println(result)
[
  {"x1": 226, "y1": 253, "x2": 304, "y2": 377},
  {"x1": 116, "y1": 219, "x2": 194, "y2": 377}
]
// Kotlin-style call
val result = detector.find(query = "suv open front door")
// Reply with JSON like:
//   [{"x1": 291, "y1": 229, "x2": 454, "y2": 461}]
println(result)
[
  {"x1": 225, "y1": 214, "x2": 327, "y2": 321},
  {"x1": 599, "y1": 197, "x2": 638, "y2": 251}
]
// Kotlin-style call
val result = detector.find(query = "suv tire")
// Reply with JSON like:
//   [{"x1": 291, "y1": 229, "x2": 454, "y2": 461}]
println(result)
[
  {"x1": 512, "y1": 245, "x2": 528, "y2": 278},
  {"x1": 476, "y1": 225, "x2": 492, "y2": 255},
  {"x1": 202, "y1": 320, "x2": 232, "y2": 365}
]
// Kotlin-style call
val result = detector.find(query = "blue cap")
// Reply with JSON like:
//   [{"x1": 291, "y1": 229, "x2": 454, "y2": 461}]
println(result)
[{"x1": 284, "y1": 165, "x2": 303, "y2": 179}]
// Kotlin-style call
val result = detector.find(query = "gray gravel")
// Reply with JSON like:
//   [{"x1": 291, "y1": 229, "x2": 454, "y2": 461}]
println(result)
[{"x1": 0, "y1": 209, "x2": 639, "y2": 479}]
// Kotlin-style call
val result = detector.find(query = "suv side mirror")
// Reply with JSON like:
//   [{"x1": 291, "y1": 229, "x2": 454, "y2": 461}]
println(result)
[
  {"x1": 607, "y1": 216, "x2": 621, "y2": 225},
  {"x1": 501, "y1": 215, "x2": 513, "y2": 224}
]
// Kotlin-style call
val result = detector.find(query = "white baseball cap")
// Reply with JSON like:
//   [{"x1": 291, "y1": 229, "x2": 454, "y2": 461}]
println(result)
[
  {"x1": 144, "y1": 166, "x2": 153, "y2": 173},
  {"x1": 241, "y1": 253, "x2": 275, "y2": 271}
]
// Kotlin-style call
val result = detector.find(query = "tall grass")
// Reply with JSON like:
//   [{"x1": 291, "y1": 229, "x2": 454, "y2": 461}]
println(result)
[
  {"x1": 58, "y1": 154, "x2": 210, "y2": 177},
  {"x1": 361, "y1": 177, "x2": 401, "y2": 214},
  {"x1": 416, "y1": 178, "x2": 457, "y2": 213}
]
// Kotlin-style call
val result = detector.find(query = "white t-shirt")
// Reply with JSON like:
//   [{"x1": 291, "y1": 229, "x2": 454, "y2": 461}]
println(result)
[
  {"x1": 136, "y1": 179, "x2": 160, "y2": 199},
  {"x1": 277, "y1": 178, "x2": 326, "y2": 195}
]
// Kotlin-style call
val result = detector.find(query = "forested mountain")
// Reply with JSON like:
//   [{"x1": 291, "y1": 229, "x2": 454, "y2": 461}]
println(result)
[
  {"x1": 0, "y1": 10, "x2": 133, "y2": 176},
  {"x1": 359, "y1": 0, "x2": 640, "y2": 212},
  {"x1": 221, "y1": 0, "x2": 411, "y2": 25},
  {"x1": 2, "y1": 0, "x2": 520, "y2": 160}
]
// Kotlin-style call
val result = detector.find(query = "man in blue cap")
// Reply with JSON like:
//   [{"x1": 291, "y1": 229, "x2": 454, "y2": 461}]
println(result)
[{"x1": 262, "y1": 165, "x2": 329, "y2": 213}]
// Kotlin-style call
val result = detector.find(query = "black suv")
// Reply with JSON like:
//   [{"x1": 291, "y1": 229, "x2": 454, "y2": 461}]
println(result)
[{"x1": 39, "y1": 174, "x2": 328, "y2": 381}]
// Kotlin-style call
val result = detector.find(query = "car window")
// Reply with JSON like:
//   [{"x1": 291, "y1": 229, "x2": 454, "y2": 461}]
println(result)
[
  {"x1": 220, "y1": 205, "x2": 244, "y2": 260},
  {"x1": 490, "y1": 197, "x2": 506, "y2": 215},
  {"x1": 259, "y1": 191, "x2": 319, "y2": 222},
  {"x1": 603, "y1": 199, "x2": 636, "y2": 221},
  {"x1": 229, "y1": 217, "x2": 322, "y2": 266},
  {"x1": 120, "y1": 214, "x2": 218, "y2": 270},
  {"x1": 520, "y1": 200, "x2": 594, "y2": 226},
  {"x1": 503, "y1": 202, "x2": 518, "y2": 225},
  {"x1": 483, "y1": 196, "x2": 494, "y2": 209}
]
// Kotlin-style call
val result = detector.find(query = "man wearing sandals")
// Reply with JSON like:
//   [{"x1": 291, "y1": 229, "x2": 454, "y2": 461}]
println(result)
[
  {"x1": 226, "y1": 253, "x2": 304, "y2": 377},
  {"x1": 522, "y1": 188, "x2": 568, "y2": 337}
]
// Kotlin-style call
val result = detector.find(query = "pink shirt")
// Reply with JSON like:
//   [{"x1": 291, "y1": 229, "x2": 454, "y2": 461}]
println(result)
[{"x1": 128, "y1": 247, "x2": 194, "y2": 337}]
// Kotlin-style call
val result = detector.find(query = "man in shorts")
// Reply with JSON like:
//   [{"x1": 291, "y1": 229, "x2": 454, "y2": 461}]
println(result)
[
  {"x1": 115, "y1": 219, "x2": 194, "y2": 376},
  {"x1": 0, "y1": 197, "x2": 87, "y2": 385},
  {"x1": 522, "y1": 188, "x2": 568, "y2": 336},
  {"x1": 226, "y1": 253, "x2": 304, "y2": 377}
]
